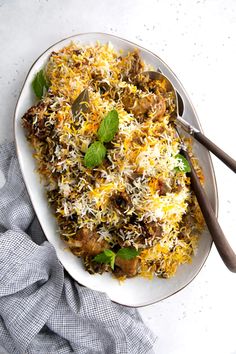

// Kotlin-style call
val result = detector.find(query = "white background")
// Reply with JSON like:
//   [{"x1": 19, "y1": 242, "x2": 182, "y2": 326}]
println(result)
[{"x1": 0, "y1": 0, "x2": 236, "y2": 353}]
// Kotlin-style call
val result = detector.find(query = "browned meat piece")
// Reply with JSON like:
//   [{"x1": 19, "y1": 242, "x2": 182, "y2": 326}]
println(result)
[
  {"x1": 83, "y1": 255, "x2": 110, "y2": 275},
  {"x1": 121, "y1": 89, "x2": 166, "y2": 122},
  {"x1": 91, "y1": 69, "x2": 104, "y2": 81},
  {"x1": 172, "y1": 180, "x2": 183, "y2": 193},
  {"x1": 115, "y1": 256, "x2": 139, "y2": 277},
  {"x1": 73, "y1": 49, "x2": 83, "y2": 56},
  {"x1": 22, "y1": 98, "x2": 52, "y2": 140},
  {"x1": 90, "y1": 69, "x2": 112, "y2": 96},
  {"x1": 98, "y1": 81, "x2": 110, "y2": 94},
  {"x1": 127, "y1": 51, "x2": 144, "y2": 81},
  {"x1": 110, "y1": 191, "x2": 131, "y2": 212},
  {"x1": 143, "y1": 222, "x2": 162, "y2": 240},
  {"x1": 65, "y1": 227, "x2": 108, "y2": 256},
  {"x1": 120, "y1": 51, "x2": 144, "y2": 83},
  {"x1": 157, "y1": 177, "x2": 171, "y2": 196}
]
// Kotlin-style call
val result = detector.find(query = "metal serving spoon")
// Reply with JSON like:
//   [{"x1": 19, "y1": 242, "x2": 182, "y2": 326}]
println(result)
[
  {"x1": 143, "y1": 71, "x2": 236, "y2": 272},
  {"x1": 143, "y1": 71, "x2": 236, "y2": 173}
]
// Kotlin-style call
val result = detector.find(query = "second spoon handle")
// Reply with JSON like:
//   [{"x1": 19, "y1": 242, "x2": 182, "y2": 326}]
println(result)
[
  {"x1": 182, "y1": 149, "x2": 236, "y2": 272},
  {"x1": 176, "y1": 116, "x2": 236, "y2": 173}
]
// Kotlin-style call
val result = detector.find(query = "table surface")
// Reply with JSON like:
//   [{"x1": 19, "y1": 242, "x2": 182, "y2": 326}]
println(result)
[{"x1": 1, "y1": 1, "x2": 236, "y2": 353}]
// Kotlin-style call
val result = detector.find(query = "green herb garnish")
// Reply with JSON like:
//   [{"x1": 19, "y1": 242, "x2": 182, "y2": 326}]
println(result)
[
  {"x1": 84, "y1": 141, "x2": 107, "y2": 169},
  {"x1": 93, "y1": 249, "x2": 116, "y2": 270},
  {"x1": 97, "y1": 110, "x2": 119, "y2": 143},
  {"x1": 116, "y1": 247, "x2": 139, "y2": 260},
  {"x1": 93, "y1": 247, "x2": 138, "y2": 269},
  {"x1": 84, "y1": 109, "x2": 119, "y2": 168},
  {"x1": 32, "y1": 69, "x2": 49, "y2": 98},
  {"x1": 175, "y1": 153, "x2": 191, "y2": 173}
]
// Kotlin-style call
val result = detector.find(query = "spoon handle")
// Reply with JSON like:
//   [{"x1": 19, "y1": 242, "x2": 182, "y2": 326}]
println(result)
[
  {"x1": 193, "y1": 131, "x2": 236, "y2": 172},
  {"x1": 177, "y1": 117, "x2": 236, "y2": 173},
  {"x1": 183, "y1": 149, "x2": 236, "y2": 272}
]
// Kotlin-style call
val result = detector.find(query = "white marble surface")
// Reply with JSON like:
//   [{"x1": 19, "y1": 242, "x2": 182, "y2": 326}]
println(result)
[{"x1": 0, "y1": 0, "x2": 236, "y2": 353}]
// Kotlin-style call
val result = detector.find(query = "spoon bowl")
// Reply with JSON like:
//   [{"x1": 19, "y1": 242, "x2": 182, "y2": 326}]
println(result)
[{"x1": 142, "y1": 71, "x2": 236, "y2": 173}]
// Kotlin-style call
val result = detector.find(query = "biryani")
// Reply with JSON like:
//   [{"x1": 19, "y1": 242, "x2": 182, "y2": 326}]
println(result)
[{"x1": 22, "y1": 42, "x2": 204, "y2": 280}]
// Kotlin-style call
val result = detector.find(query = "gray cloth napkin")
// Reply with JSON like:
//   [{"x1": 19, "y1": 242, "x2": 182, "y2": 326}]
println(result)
[{"x1": 0, "y1": 142, "x2": 156, "y2": 354}]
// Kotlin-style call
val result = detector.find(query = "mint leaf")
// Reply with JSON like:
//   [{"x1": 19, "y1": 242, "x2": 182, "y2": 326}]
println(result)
[
  {"x1": 84, "y1": 141, "x2": 106, "y2": 168},
  {"x1": 175, "y1": 153, "x2": 191, "y2": 173},
  {"x1": 116, "y1": 247, "x2": 139, "y2": 260},
  {"x1": 93, "y1": 249, "x2": 116, "y2": 270},
  {"x1": 32, "y1": 69, "x2": 49, "y2": 98},
  {"x1": 97, "y1": 110, "x2": 119, "y2": 143},
  {"x1": 83, "y1": 110, "x2": 118, "y2": 169}
]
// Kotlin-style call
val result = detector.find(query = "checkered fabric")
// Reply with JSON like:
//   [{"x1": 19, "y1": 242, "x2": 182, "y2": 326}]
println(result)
[{"x1": 0, "y1": 142, "x2": 156, "y2": 354}]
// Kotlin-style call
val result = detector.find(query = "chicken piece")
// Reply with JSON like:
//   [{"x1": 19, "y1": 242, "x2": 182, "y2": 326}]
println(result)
[
  {"x1": 172, "y1": 179, "x2": 183, "y2": 193},
  {"x1": 115, "y1": 256, "x2": 139, "y2": 277},
  {"x1": 120, "y1": 50, "x2": 144, "y2": 83},
  {"x1": 157, "y1": 177, "x2": 172, "y2": 196},
  {"x1": 143, "y1": 222, "x2": 162, "y2": 240},
  {"x1": 22, "y1": 98, "x2": 52, "y2": 140},
  {"x1": 122, "y1": 89, "x2": 166, "y2": 122},
  {"x1": 110, "y1": 191, "x2": 131, "y2": 212},
  {"x1": 65, "y1": 227, "x2": 108, "y2": 256},
  {"x1": 127, "y1": 51, "x2": 144, "y2": 81}
]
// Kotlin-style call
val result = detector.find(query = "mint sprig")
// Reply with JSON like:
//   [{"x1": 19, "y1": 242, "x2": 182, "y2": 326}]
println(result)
[
  {"x1": 97, "y1": 110, "x2": 119, "y2": 143},
  {"x1": 116, "y1": 247, "x2": 139, "y2": 260},
  {"x1": 93, "y1": 249, "x2": 116, "y2": 270},
  {"x1": 175, "y1": 153, "x2": 191, "y2": 173},
  {"x1": 32, "y1": 69, "x2": 49, "y2": 99},
  {"x1": 93, "y1": 247, "x2": 139, "y2": 269},
  {"x1": 84, "y1": 141, "x2": 106, "y2": 169},
  {"x1": 84, "y1": 109, "x2": 119, "y2": 168}
]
